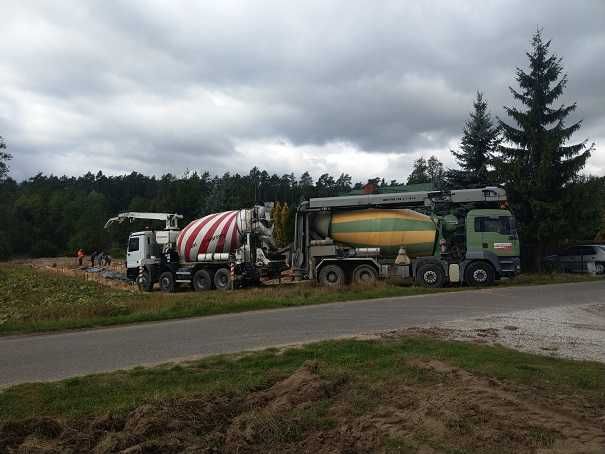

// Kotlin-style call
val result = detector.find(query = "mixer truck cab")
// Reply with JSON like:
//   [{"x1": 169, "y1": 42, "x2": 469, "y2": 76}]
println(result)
[{"x1": 292, "y1": 187, "x2": 521, "y2": 288}]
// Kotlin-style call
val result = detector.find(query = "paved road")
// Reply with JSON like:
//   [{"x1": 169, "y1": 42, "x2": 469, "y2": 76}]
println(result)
[{"x1": 2, "y1": 281, "x2": 605, "y2": 386}]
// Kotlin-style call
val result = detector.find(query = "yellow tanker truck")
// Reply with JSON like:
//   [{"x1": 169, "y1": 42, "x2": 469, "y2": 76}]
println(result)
[{"x1": 292, "y1": 187, "x2": 520, "y2": 287}]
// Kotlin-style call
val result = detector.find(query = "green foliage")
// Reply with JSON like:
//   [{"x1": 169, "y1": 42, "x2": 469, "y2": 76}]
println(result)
[
  {"x1": 407, "y1": 157, "x2": 429, "y2": 184},
  {"x1": 493, "y1": 29, "x2": 593, "y2": 270},
  {"x1": 30, "y1": 240, "x2": 59, "y2": 258},
  {"x1": 0, "y1": 231, "x2": 11, "y2": 260},
  {"x1": 0, "y1": 136, "x2": 11, "y2": 181},
  {"x1": 0, "y1": 168, "x2": 354, "y2": 259},
  {"x1": 447, "y1": 92, "x2": 501, "y2": 188},
  {"x1": 407, "y1": 156, "x2": 444, "y2": 187}
]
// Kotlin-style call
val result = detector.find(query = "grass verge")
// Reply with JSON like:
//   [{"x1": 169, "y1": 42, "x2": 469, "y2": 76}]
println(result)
[
  {"x1": 0, "y1": 263, "x2": 601, "y2": 335},
  {"x1": 1, "y1": 336, "x2": 604, "y2": 452}
]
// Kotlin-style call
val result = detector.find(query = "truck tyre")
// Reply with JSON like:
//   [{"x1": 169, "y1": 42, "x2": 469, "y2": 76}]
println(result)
[
  {"x1": 318, "y1": 264, "x2": 346, "y2": 288},
  {"x1": 159, "y1": 271, "x2": 175, "y2": 293},
  {"x1": 214, "y1": 268, "x2": 231, "y2": 290},
  {"x1": 416, "y1": 263, "x2": 445, "y2": 288},
  {"x1": 138, "y1": 270, "x2": 153, "y2": 292},
  {"x1": 465, "y1": 261, "x2": 495, "y2": 287},
  {"x1": 193, "y1": 269, "x2": 213, "y2": 291},
  {"x1": 352, "y1": 264, "x2": 377, "y2": 285}
]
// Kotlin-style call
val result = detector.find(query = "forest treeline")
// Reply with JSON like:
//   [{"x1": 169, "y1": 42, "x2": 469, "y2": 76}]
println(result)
[
  {"x1": 1, "y1": 165, "x2": 602, "y2": 262},
  {"x1": 0, "y1": 29, "x2": 603, "y2": 269},
  {"x1": 0, "y1": 169, "x2": 362, "y2": 259}
]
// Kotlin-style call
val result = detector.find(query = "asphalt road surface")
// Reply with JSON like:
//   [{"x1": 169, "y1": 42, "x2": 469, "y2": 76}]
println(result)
[{"x1": 2, "y1": 281, "x2": 605, "y2": 386}]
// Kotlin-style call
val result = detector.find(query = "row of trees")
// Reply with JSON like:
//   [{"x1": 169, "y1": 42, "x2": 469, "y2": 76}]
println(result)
[
  {"x1": 0, "y1": 167, "x2": 360, "y2": 259},
  {"x1": 0, "y1": 29, "x2": 602, "y2": 269}
]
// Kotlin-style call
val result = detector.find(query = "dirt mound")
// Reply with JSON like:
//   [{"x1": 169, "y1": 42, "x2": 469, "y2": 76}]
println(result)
[
  {"x1": 2, "y1": 360, "x2": 604, "y2": 453},
  {"x1": 245, "y1": 360, "x2": 339, "y2": 412}
]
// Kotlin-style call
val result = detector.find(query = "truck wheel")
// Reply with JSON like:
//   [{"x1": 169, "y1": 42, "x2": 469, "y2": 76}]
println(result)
[
  {"x1": 352, "y1": 264, "x2": 377, "y2": 285},
  {"x1": 465, "y1": 261, "x2": 495, "y2": 287},
  {"x1": 193, "y1": 269, "x2": 213, "y2": 291},
  {"x1": 416, "y1": 263, "x2": 445, "y2": 288},
  {"x1": 138, "y1": 270, "x2": 153, "y2": 292},
  {"x1": 318, "y1": 264, "x2": 345, "y2": 288},
  {"x1": 159, "y1": 272, "x2": 175, "y2": 293},
  {"x1": 214, "y1": 268, "x2": 231, "y2": 290}
]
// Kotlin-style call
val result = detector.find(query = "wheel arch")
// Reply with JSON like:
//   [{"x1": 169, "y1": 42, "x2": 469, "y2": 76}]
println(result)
[
  {"x1": 462, "y1": 251, "x2": 501, "y2": 277},
  {"x1": 411, "y1": 256, "x2": 447, "y2": 280}
]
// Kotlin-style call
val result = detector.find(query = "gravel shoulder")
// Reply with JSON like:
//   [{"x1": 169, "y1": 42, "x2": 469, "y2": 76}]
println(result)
[{"x1": 439, "y1": 302, "x2": 605, "y2": 363}]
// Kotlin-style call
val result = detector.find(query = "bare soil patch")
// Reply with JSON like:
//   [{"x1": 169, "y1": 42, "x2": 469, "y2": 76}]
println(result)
[{"x1": 2, "y1": 359, "x2": 603, "y2": 453}]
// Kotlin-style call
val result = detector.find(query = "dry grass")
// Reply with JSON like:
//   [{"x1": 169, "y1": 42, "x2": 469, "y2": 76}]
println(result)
[{"x1": 1, "y1": 262, "x2": 601, "y2": 335}]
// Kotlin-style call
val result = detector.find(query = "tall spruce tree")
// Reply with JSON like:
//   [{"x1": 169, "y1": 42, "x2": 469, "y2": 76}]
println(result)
[
  {"x1": 494, "y1": 29, "x2": 592, "y2": 270},
  {"x1": 447, "y1": 92, "x2": 500, "y2": 188}
]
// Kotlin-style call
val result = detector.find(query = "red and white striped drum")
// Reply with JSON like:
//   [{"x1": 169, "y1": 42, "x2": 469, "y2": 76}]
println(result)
[{"x1": 176, "y1": 210, "x2": 242, "y2": 262}]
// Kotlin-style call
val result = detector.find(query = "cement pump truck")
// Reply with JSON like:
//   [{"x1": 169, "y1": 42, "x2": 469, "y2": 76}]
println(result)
[
  {"x1": 292, "y1": 186, "x2": 520, "y2": 287},
  {"x1": 106, "y1": 186, "x2": 520, "y2": 291}
]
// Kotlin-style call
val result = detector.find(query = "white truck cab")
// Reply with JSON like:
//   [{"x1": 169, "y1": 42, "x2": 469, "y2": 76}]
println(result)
[{"x1": 126, "y1": 230, "x2": 178, "y2": 280}]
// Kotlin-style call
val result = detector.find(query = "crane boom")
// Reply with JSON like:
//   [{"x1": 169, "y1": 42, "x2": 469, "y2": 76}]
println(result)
[
  {"x1": 104, "y1": 212, "x2": 183, "y2": 230},
  {"x1": 307, "y1": 186, "x2": 507, "y2": 210}
]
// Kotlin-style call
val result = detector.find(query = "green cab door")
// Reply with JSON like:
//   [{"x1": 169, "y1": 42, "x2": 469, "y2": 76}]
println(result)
[{"x1": 466, "y1": 209, "x2": 520, "y2": 256}]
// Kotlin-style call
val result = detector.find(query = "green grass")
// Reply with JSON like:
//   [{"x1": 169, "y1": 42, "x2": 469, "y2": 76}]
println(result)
[
  {"x1": 1, "y1": 336, "x2": 603, "y2": 421},
  {"x1": 0, "y1": 264, "x2": 601, "y2": 335}
]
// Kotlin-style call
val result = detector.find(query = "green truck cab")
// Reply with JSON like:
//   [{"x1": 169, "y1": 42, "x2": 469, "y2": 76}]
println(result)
[{"x1": 460, "y1": 208, "x2": 520, "y2": 282}]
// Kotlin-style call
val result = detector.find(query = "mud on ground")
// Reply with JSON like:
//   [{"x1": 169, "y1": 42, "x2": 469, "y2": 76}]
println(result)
[{"x1": 2, "y1": 359, "x2": 604, "y2": 453}]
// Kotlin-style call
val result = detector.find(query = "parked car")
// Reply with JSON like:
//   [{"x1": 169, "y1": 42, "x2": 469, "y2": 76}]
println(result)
[{"x1": 543, "y1": 245, "x2": 605, "y2": 274}]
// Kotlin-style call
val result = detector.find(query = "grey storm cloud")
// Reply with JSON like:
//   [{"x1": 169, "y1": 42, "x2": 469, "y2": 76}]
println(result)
[{"x1": 1, "y1": 0, "x2": 604, "y2": 182}]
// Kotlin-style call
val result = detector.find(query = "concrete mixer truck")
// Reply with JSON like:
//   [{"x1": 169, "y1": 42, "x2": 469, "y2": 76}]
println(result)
[
  {"x1": 291, "y1": 186, "x2": 520, "y2": 287},
  {"x1": 105, "y1": 206, "x2": 281, "y2": 292}
]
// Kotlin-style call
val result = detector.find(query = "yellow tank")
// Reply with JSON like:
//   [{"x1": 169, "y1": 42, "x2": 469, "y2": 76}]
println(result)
[{"x1": 329, "y1": 209, "x2": 437, "y2": 257}]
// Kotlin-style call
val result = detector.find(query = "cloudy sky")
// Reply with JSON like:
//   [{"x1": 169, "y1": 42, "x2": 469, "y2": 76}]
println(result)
[{"x1": 1, "y1": 1, "x2": 604, "y2": 183}]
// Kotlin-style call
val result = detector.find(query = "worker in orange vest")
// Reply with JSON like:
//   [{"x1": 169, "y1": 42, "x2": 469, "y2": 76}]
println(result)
[{"x1": 77, "y1": 249, "x2": 85, "y2": 266}]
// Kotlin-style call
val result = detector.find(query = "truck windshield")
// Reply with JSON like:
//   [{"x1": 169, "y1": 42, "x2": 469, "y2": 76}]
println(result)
[
  {"x1": 475, "y1": 216, "x2": 515, "y2": 235},
  {"x1": 128, "y1": 237, "x2": 140, "y2": 252}
]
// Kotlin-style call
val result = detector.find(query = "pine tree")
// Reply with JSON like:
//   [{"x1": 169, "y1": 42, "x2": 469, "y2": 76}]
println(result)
[
  {"x1": 447, "y1": 92, "x2": 500, "y2": 188},
  {"x1": 0, "y1": 136, "x2": 11, "y2": 181},
  {"x1": 493, "y1": 29, "x2": 593, "y2": 270}
]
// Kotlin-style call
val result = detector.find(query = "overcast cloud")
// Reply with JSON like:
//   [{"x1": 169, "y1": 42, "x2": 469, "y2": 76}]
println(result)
[{"x1": 1, "y1": 0, "x2": 604, "y2": 183}]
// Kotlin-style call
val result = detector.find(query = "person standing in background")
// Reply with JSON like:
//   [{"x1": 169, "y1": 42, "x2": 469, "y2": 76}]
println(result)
[{"x1": 77, "y1": 249, "x2": 85, "y2": 266}]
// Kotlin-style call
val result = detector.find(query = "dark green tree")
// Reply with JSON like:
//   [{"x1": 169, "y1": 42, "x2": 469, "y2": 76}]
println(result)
[
  {"x1": 0, "y1": 136, "x2": 11, "y2": 180},
  {"x1": 447, "y1": 92, "x2": 501, "y2": 188},
  {"x1": 427, "y1": 155, "x2": 444, "y2": 187},
  {"x1": 406, "y1": 157, "x2": 430, "y2": 184},
  {"x1": 493, "y1": 29, "x2": 593, "y2": 270}
]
